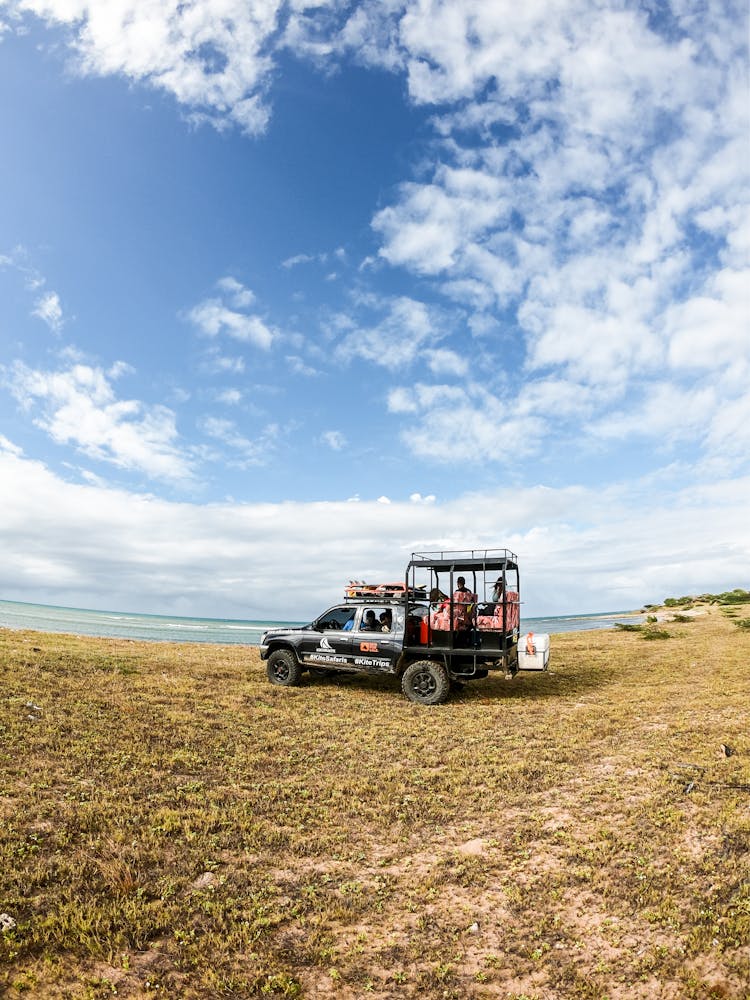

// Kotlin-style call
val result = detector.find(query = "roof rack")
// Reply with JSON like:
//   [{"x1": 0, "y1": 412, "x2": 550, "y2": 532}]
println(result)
[{"x1": 408, "y1": 548, "x2": 518, "y2": 573}]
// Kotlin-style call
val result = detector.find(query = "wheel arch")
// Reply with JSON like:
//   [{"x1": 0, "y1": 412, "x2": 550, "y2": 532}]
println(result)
[{"x1": 265, "y1": 640, "x2": 300, "y2": 660}]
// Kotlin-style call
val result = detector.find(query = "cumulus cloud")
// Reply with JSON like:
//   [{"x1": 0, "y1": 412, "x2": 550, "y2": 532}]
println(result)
[
  {"x1": 10, "y1": 0, "x2": 284, "y2": 134},
  {"x1": 335, "y1": 295, "x2": 446, "y2": 371},
  {"x1": 0, "y1": 445, "x2": 748, "y2": 620},
  {"x1": 369, "y1": 2, "x2": 746, "y2": 471},
  {"x1": 4, "y1": 0, "x2": 748, "y2": 510},
  {"x1": 216, "y1": 276, "x2": 255, "y2": 308},
  {"x1": 189, "y1": 278, "x2": 275, "y2": 349},
  {"x1": 390, "y1": 381, "x2": 549, "y2": 463},
  {"x1": 4, "y1": 360, "x2": 194, "y2": 483}
]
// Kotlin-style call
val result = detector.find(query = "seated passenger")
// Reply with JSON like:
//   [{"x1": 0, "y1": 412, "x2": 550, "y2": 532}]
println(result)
[
  {"x1": 379, "y1": 610, "x2": 392, "y2": 632},
  {"x1": 361, "y1": 609, "x2": 378, "y2": 631}
]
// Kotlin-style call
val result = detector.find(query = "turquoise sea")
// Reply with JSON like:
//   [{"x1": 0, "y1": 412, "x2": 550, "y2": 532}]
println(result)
[{"x1": 0, "y1": 598, "x2": 644, "y2": 645}]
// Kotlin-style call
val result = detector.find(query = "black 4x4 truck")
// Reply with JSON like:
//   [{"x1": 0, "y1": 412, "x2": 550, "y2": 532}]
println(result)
[{"x1": 260, "y1": 549, "x2": 550, "y2": 705}]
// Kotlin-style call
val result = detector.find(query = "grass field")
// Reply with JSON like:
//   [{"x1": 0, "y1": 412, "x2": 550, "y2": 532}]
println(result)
[{"x1": 1, "y1": 605, "x2": 748, "y2": 999}]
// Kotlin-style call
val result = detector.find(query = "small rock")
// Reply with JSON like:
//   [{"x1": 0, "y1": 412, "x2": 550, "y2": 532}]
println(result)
[
  {"x1": 467, "y1": 922, "x2": 480, "y2": 934},
  {"x1": 458, "y1": 838, "x2": 486, "y2": 856},
  {"x1": 191, "y1": 871, "x2": 218, "y2": 890},
  {"x1": 0, "y1": 914, "x2": 16, "y2": 933}
]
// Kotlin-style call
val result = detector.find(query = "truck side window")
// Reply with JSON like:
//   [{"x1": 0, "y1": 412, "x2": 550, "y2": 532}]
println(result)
[{"x1": 319, "y1": 607, "x2": 356, "y2": 630}]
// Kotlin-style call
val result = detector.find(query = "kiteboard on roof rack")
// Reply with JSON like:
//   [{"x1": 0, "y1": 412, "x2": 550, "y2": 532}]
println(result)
[{"x1": 345, "y1": 581, "x2": 426, "y2": 600}]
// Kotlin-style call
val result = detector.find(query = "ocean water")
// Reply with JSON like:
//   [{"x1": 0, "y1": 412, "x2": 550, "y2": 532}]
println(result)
[{"x1": 0, "y1": 598, "x2": 644, "y2": 645}]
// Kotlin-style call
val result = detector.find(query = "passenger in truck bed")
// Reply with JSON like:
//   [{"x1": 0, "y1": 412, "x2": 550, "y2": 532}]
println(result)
[{"x1": 453, "y1": 577, "x2": 474, "y2": 602}]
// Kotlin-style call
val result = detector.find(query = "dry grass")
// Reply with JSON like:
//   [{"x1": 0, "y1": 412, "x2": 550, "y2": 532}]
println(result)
[{"x1": 1, "y1": 604, "x2": 748, "y2": 999}]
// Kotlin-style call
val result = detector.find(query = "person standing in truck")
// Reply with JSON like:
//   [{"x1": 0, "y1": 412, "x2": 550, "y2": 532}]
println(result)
[{"x1": 452, "y1": 577, "x2": 476, "y2": 630}]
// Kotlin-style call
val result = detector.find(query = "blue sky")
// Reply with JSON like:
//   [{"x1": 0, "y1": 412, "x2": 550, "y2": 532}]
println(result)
[{"x1": 0, "y1": 0, "x2": 748, "y2": 620}]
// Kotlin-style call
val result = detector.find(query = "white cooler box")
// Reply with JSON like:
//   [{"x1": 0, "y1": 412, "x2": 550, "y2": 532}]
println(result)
[{"x1": 517, "y1": 632, "x2": 550, "y2": 671}]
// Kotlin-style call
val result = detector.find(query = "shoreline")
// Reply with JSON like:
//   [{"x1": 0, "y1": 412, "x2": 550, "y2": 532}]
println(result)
[{"x1": 2, "y1": 609, "x2": 653, "y2": 647}]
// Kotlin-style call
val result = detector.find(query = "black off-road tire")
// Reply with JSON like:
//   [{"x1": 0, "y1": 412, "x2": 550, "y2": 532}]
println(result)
[
  {"x1": 267, "y1": 649, "x2": 302, "y2": 687},
  {"x1": 401, "y1": 660, "x2": 450, "y2": 705}
]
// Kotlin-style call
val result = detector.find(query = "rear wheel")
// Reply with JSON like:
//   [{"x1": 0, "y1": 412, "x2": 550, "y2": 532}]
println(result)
[
  {"x1": 267, "y1": 649, "x2": 302, "y2": 687},
  {"x1": 401, "y1": 660, "x2": 450, "y2": 705}
]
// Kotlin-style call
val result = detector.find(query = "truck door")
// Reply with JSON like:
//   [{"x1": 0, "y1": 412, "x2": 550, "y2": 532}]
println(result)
[
  {"x1": 352, "y1": 605, "x2": 402, "y2": 672},
  {"x1": 300, "y1": 605, "x2": 355, "y2": 668}
]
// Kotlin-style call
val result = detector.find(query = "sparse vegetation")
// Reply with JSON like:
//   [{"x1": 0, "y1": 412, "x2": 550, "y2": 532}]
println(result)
[
  {"x1": 663, "y1": 588, "x2": 750, "y2": 607},
  {"x1": 640, "y1": 627, "x2": 672, "y2": 640},
  {"x1": 715, "y1": 589, "x2": 750, "y2": 605},
  {"x1": 1, "y1": 605, "x2": 748, "y2": 999},
  {"x1": 614, "y1": 622, "x2": 672, "y2": 640}
]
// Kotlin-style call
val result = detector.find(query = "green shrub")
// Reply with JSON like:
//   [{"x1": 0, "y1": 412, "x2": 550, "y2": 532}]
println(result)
[
  {"x1": 642, "y1": 628, "x2": 671, "y2": 640},
  {"x1": 717, "y1": 589, "x2": 750, "y2": 605}
]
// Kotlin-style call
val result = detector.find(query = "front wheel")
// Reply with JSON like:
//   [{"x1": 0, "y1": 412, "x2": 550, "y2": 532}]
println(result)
[
  {"x1": 267, "y1": 649, "x2": 302, "y2": 687},
  {"x1": 401, "y1": 660, "x2": 450, "y2": 705}
]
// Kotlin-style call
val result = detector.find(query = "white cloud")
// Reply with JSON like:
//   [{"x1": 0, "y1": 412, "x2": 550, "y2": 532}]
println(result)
[
  {"x1": 0, "y1": 444, "x2": 748, "y2": 619},
  {"x1": 0, "y1": 434, "x2": 23, "y2": 456},
  {"x1": 12, "y1": 0, "x2": 283, "y2": 135},
  {"x1": 216, "y1": 276, "x2": 255, "y2": 308},
  {"x1": 189, "y1": 297, "x2": 274, "y2": 349},
  {"x1": 388, "y1": 380, "x2": 550, "y2": 462},
  {"x1": 4, "y1": 360, "x2": 194, "y2": 483},
  {"x1": 335, "y1": 295, "x2": 444, "y2": 370},
  {"x1": 321, "y1": 429, "x2": 346, "y2": 451},
  {"x1": 666, "y1": 267, "x2": 750, "y2": 372},
  {"x1": 282, "y1": 252, "x2": 316, "y2": 268},
  {"x1": 32, "y1": 290, "x2": 64, "y2": 332},
  {"x1": 285, "y1": 355, "x2": 320, "y2": 377},
  {"x1": 202, "y1": 348, "x2": 246, "y2": 374},
  {"x1": 216, "y1": 388, "x2": 242, "y2": 405},
  {"x1": 200, "y1": 414, "x2": 277, "y2": 467},
  {"x1": 424, "y1": 347, "x2": 468, "y2": 377},
  {"x1": 590, "y1": 383, "x2": 717, "y2": 444}
]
